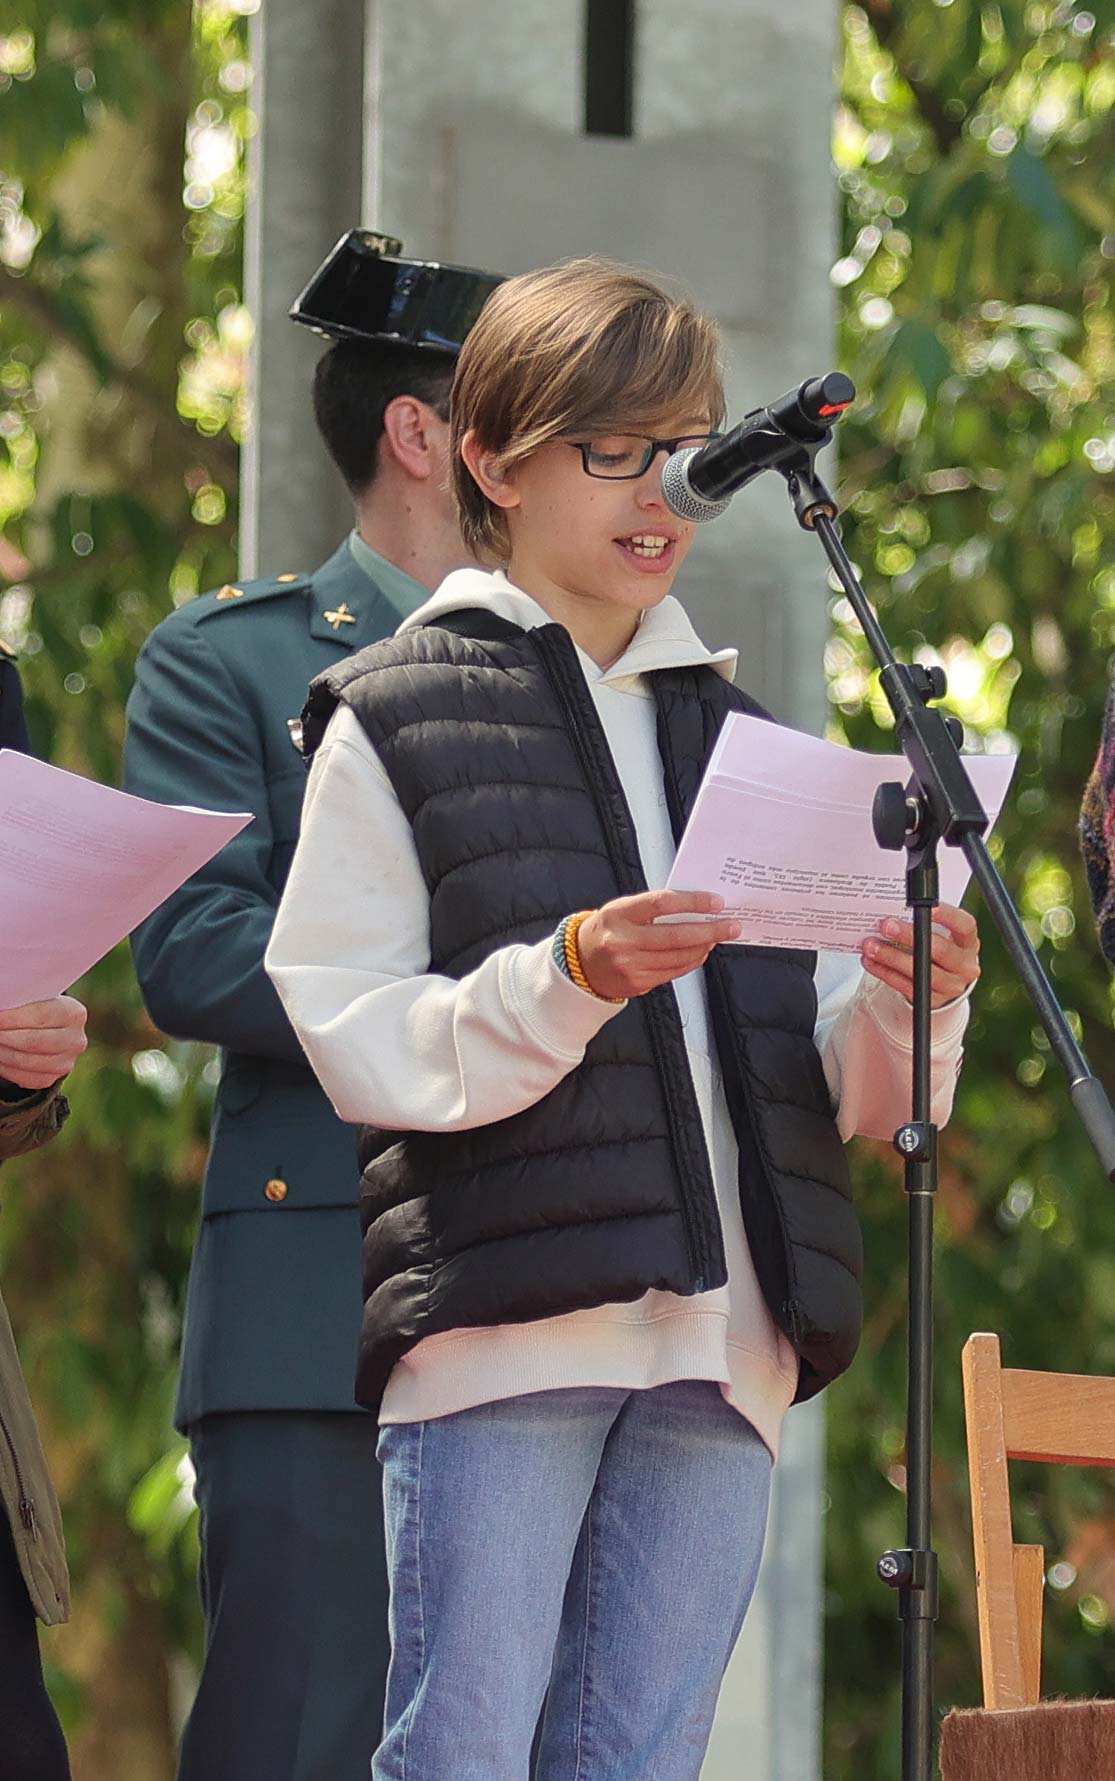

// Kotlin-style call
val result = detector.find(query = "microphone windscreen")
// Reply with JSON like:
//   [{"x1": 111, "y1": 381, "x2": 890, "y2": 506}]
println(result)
[{"x1": 660, "y1": 448, "x2": 732, "y2": 524}]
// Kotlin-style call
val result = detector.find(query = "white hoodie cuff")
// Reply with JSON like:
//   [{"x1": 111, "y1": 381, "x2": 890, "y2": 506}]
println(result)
[
  {"x1": 863, "y1": 973, "x2": 971, "y2": 1051},
  {"x1": 504, "y1": 936, "x2": 627, "y2": 1060}
]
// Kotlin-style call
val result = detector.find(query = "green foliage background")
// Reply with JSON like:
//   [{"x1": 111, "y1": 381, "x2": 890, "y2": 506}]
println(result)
[
  {"x1": 827, "y1": 3, "x2": 1115, "y2": 1773},
  {"x1": 3, "y1": 2, "x2": 1115, "y2": 1774}
]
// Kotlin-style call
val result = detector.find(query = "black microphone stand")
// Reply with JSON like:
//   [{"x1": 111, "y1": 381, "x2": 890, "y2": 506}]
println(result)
[{"x1": 769, "y1": 429, "x2": 1115, "y2": 1781}]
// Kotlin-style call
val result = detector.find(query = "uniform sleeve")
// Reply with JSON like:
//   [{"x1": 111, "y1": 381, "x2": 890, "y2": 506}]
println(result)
[
  {"x1": 265, "y1": 709, "x2": 622, "y2": 1131},
  {"x1": 814, "y1": 950, "x2": 969, "y2": 1141},
  {"x1": 123, "y1": 619, "x2": 306, "y2": 1063}
]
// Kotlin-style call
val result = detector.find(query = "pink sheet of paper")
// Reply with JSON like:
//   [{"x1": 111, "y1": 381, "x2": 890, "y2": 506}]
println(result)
[
  {"x1": 0, "y1": 750, "x2": 252, "y2": 1006},
  {"x1": 665, "y1": 714, "x2": 1017, "y2": 952}
]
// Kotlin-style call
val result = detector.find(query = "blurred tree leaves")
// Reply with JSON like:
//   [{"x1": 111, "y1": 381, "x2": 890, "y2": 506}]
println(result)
[{"x1": 827, "y1": 4, "x2": 1115, "y2": 1775}]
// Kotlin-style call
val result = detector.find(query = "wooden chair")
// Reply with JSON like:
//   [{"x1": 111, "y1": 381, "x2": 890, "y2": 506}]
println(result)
[{"x1": 961, "y1": 1330, "x2": 1115, "y2": 1707}]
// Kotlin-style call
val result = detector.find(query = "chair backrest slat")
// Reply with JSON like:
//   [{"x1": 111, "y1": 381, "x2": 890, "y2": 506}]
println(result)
[
  {"x1": 1000, "y1": 1368, "x2": 1115, "y2": 1467},
  {"x1": 963, "y1": 1333, "x2": 1028, "y2": 1706},
  {"x1": 1013, "y1": 1544, "x2": 1045, "y2": 1705}
]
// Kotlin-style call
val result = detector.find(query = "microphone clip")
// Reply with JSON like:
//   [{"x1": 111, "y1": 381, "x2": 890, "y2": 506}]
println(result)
[{"x1": 778, "y1": 439, "x2": 840, "y2": 531}]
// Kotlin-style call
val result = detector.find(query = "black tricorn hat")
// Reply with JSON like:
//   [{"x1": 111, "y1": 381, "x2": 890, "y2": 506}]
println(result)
[{"x1": 290, "y1": 229, "x2": 503, "y2": 355}]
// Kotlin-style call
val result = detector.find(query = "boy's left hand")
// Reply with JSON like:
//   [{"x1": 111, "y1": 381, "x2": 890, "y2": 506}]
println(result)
[{"x1": 860, "y1": 903, "x2": 980, "y2": 1009}]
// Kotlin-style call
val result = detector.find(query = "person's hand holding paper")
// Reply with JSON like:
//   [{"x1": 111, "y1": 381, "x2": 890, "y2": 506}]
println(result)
[
  {"x1": 860, "y1": 904, "x2": 981, "y2": 1008},
  {"x1": 0, "y1": 996, "x2": 88, "y2": 1090}
]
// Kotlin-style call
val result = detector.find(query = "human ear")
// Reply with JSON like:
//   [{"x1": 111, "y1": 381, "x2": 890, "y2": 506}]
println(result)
[
  {"x1": 459, "y1": 429, "x2": 521, "y2": 512},
  {"x1": 381, "y1": 396, "x2": 444, "y2": 482}
]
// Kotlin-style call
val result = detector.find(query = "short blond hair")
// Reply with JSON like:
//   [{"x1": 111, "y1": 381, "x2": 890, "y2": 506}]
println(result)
[{"x1": 451, "y1": 258, "x2": 725, "y2": 563}]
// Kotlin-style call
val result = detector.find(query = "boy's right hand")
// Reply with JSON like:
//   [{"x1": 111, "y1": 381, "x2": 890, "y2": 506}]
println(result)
[{"x1": 576, "y1": 891, "x2": 741, "y2": 1001}]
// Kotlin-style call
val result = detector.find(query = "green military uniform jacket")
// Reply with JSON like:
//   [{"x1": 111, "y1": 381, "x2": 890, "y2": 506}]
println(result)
[{"x1": 124, "y1": 541, "x2": 408, "y2": 1427}]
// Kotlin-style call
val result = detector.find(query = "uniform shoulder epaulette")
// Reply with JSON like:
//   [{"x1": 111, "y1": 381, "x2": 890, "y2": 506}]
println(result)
[{"x1": 191, "y1": 570, "x2": 311, "y2": 622}]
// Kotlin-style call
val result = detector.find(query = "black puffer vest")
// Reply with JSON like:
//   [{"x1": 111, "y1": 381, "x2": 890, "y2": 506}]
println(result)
[{"x1": 303, "y1": 610, "x2": 863, "y2": 1410}]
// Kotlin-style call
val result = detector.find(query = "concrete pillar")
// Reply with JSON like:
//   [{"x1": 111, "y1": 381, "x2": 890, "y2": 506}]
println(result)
[
  {"x1": 239, "y1": 0, "x2": 367, "y2": 578},
  {"x1": 365, "y1": 5, "x2": 839, "y2": 1776}
]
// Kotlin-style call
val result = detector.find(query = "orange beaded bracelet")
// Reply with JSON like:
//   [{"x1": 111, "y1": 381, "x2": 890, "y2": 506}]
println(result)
[{"x1": 562, "y1": 910, "x2": 625, "y2": 1004}]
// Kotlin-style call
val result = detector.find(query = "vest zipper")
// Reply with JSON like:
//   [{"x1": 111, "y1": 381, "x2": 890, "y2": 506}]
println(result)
[
  {"x1": 0, "y1": 1405, "x2": 37, "y2": 1540},
  {"x1": 532, "y1": 624, "x2": 723, "y2": 1294},
  {"x1": 654, "y1": 696, "x2": 802, "y2": 1349}
]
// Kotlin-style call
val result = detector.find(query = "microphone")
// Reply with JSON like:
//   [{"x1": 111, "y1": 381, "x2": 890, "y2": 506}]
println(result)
[{"x1": 661, "y1": 372, "x2": 855, "y2": 523}]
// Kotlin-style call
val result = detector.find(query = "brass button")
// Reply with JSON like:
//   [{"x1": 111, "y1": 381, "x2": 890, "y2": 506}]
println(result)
[
  {"x1": 276, "y1": 572, "x2": 300, "y2": 583},
  {"x1": 264, "y1": 1177, "x2": 289, "y2": 1203},
  {"x1": 216, "y1": 584, "x2": 244, "y2": 601}
]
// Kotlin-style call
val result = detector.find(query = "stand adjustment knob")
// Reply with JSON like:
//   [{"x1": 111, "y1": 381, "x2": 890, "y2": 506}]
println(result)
[
  {"x1": 894, "y1": 1122, "x2": 936, "y2": 1162},
  {"x1": 873, "y1": 781, "x2": 912, "y2": 851},
  {"x1": 878, "y1": 1550, "x2": 914, "y2": 1588},
  {"x1": 878, "y1": 1548, "x2": 940, "y2": 1618}
]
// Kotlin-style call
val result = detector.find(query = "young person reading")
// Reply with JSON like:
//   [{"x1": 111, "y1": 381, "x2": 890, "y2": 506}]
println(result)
[{"x1": 266, "y1": 259, "x2": 980, "y2": 1781}]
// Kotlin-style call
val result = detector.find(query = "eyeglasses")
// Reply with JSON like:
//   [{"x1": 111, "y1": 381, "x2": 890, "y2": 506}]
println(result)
[{"x1": 564, "y1": 433, "x2": 718, "y2": 481}]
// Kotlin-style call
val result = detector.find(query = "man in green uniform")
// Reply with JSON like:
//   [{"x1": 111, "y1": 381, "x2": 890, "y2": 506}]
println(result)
[{"x1": 123, "y1": 233, "x2": 501, "y2": 1781}]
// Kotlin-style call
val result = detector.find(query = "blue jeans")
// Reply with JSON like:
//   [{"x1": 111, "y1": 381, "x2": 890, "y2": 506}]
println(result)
[{"x1": 373, "y1": 1380, "x2": 773, "y2": 1781}]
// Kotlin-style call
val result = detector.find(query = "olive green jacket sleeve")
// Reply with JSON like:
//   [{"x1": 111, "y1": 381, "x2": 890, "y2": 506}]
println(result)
[
  {"x1": 0, "y1": 1083, "x2": 71, "y2": 1623},
  {"x1": 0, "y1": 1084, "x2": 69, "y2": 1162}
]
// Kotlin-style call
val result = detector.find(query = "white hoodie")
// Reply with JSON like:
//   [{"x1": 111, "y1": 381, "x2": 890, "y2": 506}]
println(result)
[{"x1": 266, "y1": 570, "x2": 968, "y2": 1457}]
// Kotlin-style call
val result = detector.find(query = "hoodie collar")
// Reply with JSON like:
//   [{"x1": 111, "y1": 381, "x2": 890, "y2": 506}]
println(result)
[{"x1": 396, "y1": 567, "x2": 737, "y2": 687}]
